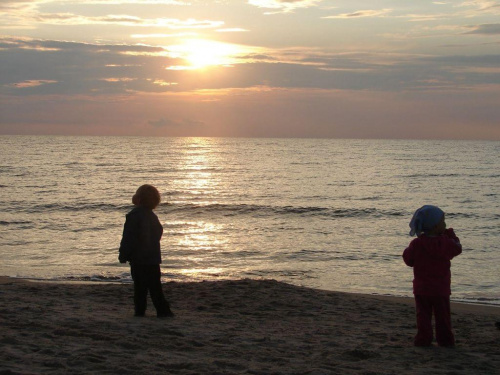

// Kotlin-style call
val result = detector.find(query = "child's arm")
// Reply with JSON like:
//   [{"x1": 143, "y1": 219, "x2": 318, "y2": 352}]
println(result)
[
  {"x1": 443, "y1": 228, "x2": 462, "y2": 259},
  {"x1": 444, "y1": 228, "x2": 460, "y2": 243},
  {"x1": 402, "y1": 242, "x2": 415, "y2": 267},
  {"x1": 119, "y1": 215, "x2": 137, "y2": 263}
]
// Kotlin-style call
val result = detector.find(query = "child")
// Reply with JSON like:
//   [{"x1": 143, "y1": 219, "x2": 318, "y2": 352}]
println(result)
[
  {"x1": 119, "y1": 184, "x2": 174, "y2": 318},
  {"x1": 403, "y1": 205, "x2": 462, "y2": 347}
]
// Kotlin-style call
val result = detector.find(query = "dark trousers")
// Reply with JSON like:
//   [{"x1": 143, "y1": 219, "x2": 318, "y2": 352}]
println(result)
[
  {"x1": 130, "y1": 264, "x2": 171, "y2": 316},
  {"x1": 414, "y1": 294, "x2": 455, "y2": 347}
]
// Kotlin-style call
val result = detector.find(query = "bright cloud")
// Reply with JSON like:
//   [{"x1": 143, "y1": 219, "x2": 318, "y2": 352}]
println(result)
[
  {"x1": 216, "y1": 28, "x2": 249, "y2": 33},
  {"x1": 248, "y1": 0, "x2": 321, "y2": 12},
  {"x1": 8, "y1": 79, "x2": 57, "y2": 88},
  {"x1": 84, "y1": 0, "x2": 187, "y2": 4},
  {"x1": 31, "y1": 13, "x2": 225, "y2": 28},
  {"x1": 459, "y1": 0, "x2": 500, "y2": 11},
  {"x1": 458, "y1": 0, "x2": 500, "y2": 16},
  {"x1": 166, "y1": 39, "x2": 259, "y2": 69},
  {"x1": 323, "y1": 9, "x2": 392, "y2": 19},
  {"x1": 152, "y1": 80, "x2": 178, "y2": 86},
  {"x1": 131, "y1": 33, "x2": 197, "y2": 38}
]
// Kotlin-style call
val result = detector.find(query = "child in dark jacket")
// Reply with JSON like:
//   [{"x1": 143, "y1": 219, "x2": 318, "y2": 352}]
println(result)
[
  {"x1": 119, "y1": 184, "x2": 174, "y2": 318},
  {"x1": 403, "y1": 205, "x2": 462, "y2": 347}
]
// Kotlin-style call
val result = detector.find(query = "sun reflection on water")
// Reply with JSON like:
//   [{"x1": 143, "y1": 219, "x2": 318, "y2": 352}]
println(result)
[
  {"x1": 177, "y1": 267, "x2": 225, "y2": 278},
  {"x1": 163, "y1": 138, "x2": 230, "y2": 279},
  {"x1": 177, "y1": 223, "x2": 228, "y2": 248},
  {"x1": 165, "y1": 137, "x2": 230, "y2": 200}
]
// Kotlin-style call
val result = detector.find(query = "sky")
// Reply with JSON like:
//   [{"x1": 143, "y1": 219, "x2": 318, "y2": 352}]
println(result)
[{"x1": 1, "y1": 0, "x2": 499, "y2": 140}]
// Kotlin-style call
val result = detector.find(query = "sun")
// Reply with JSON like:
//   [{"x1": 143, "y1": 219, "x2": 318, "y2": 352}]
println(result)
[{"x1": 171, "y1": 39, "x2": 245, "y2": 69}]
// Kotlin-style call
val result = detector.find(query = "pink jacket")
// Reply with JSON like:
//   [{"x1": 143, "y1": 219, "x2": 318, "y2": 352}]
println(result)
[{"x1": 403, "y1": 228, "x2": 462, "y2": 296}]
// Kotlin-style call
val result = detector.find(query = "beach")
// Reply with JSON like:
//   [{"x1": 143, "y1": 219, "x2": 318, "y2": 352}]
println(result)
[{"x1": 1, "y1": 277, "x2": 499, "y2": 374}]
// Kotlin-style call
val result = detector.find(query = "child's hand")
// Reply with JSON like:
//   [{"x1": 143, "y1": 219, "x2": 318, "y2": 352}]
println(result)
[
  {"x1": 444, "y1": 228, "x2": 455, "y2": 236},
  {"x1": 444, "y1": 228, "x2": 460, "y2": 242}
]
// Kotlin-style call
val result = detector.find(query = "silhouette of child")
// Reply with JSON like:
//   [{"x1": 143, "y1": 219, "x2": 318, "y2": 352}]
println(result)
[
  {"x1": 403, "y1": 205, "x2": 462, "y2": 347},
  {"x1": 119, "y1": 184, "x2": 174, "y2": 318}
]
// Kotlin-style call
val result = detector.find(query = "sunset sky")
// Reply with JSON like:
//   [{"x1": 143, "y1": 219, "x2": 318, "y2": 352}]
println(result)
[{"x1": 1, "y1": 0, "x2": 499, "y2": 139}]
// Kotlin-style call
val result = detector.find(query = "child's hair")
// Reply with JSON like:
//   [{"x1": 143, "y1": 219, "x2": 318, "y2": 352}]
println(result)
[{"x1": 134, "y1": 184, "x2": 161, "y2": 209}]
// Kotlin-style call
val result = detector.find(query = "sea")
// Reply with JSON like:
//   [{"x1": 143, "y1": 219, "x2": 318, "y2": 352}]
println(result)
[{"x1": 1, "y1": 136, "x2": 499, "y2": 305}]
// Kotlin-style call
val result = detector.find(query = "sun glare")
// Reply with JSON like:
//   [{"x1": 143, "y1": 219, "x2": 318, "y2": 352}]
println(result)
[{"x1": 169, "y1": 39, "x2": 246, "y2": 69}]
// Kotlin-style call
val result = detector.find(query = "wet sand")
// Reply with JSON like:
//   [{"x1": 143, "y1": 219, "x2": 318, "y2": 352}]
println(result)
[{"x1": 1, "y1": 276, "x2": 499, "y2": 374}]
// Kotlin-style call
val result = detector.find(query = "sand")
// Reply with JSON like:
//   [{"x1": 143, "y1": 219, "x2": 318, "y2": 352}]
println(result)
[{"x1": 1, "y1": 277, "x2": 499, "y2": 375}]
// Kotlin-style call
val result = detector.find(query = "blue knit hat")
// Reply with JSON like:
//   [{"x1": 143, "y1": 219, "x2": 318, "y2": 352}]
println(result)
[{"x1": 409, "y1": 205, "x2": 444, "y2": 236}]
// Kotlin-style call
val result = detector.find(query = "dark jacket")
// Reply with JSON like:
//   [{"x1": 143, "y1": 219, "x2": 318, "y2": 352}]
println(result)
[
  {"x1": 119, "y1": 206, "x2": 163, "y2": 265},
  {"x1": 403, "y1": 228, "x2": 462, "y2": 296}
]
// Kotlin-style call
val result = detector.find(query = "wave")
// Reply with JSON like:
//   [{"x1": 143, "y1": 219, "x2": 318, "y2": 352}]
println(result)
[
  {"x1": 405, "y1": 173, "x2": 462, "y2": 178},
  {"x1": 0, "y1": 220, "x2": 33, "y2": 226},
  {"x1": 15, "y1": 203, "x2": 132, "y2": 214},
  {"x1": 451, "y1": 297, "x2": 500, "y2": 306},
  {"x1": 64, "y1": 274, "x2": 131, "y2": 283},
  {"x1": 165, "y1": 204, "x2": 497, "y2": 221},
  {"x1": 164, "y1": 203, "x2": 405, "y2": 219},
  {"x1": 10, "y1": 200, "x2": 402, "y2": 219},
  {"x1": 8, "y1": 201, "x2": 496, "y2": 221}
]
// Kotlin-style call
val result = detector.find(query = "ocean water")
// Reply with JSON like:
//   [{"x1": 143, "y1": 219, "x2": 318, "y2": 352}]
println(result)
[{"x1": 1, "y1": 136, "x2": 499, "y2": 305}]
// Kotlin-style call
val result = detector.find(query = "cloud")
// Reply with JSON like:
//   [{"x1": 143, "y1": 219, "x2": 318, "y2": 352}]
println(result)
[
  {"x1": 323, "y1": 9, "x2": 392, "y2": 19},
  {"x1": 319, "y1": 2, "x2": 500, "y2": 23},
  {"x1": 248, "y1": 0, "x2": 321, "y2": 13},
  {"x1": 152, "y1": 80, "x2": 178, "y2": 86},
  {"x1": 0, "y1": 1, "x2": 224, "y2": 29},
  {"x1": 8, "y1": 79, "x2": 57, "y2": 88},
  {"x1": 0, "y1": 0, "x2": 187, "y2": 8},
  {"x1": 458, "y1": 0, "x2": 500, "y2": 16},
  {"x1": 82, "y1": 0, "x2": 188, "y2": 3},
  {"x1": 148, "y1": 118, "x2": 175, "y2": 127},
  {"x1": 459, "y1": 0, "x2": 500, "y2": 11},
  {"x1": 216, "y1": 28, "x2": 249, "y2": 33},
  {"x1": 0, "y1": 0, "x2": 42, "y2": 12},
  {"x1": 131, "y1": 33, "x2": 197, "y2": 39},
  {"x1": 148, "y1": 117, "x2": 204, "y2": 128},
  {"x1": 0, "y1": 0, "x2": 189, "y2": 29},
  {"x1": 402, "y1": 13, "x2": 451, "y2": 22},
  {"x1": 100, "y1": 77, "x2": 136, "y2": 82},
  {"x1": 1, "y1": 37, "x2": 166, "y2": 53},
  {"x1": 2, "y1": 36, "x2": 500, "y2": 98},
  {"x1": 31, "y1": 13, "x2": 225, "y2": 28},
  {"x1": 464, "y1": 23, "x2": 500, "y2": 34},
  {"x1": 4, "y1": 86, "x2": 499, "y2": 139},
  {"x1": 0, "y1": 37, "x2": 184, "y2": 95}
]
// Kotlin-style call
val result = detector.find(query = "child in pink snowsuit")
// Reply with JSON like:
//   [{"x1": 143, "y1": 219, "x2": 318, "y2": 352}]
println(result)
[{"x1": 403, "y1": 205, "x2": 462, "y2": 347}]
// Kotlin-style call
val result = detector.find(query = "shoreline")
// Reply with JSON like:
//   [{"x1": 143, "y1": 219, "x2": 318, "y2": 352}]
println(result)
[
  {"x1": 2, "y1": 275, "x2": 499, "y2": 311},
  {"x1": 2, "y1": 276, "x2": 499, "y2": 374}
]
